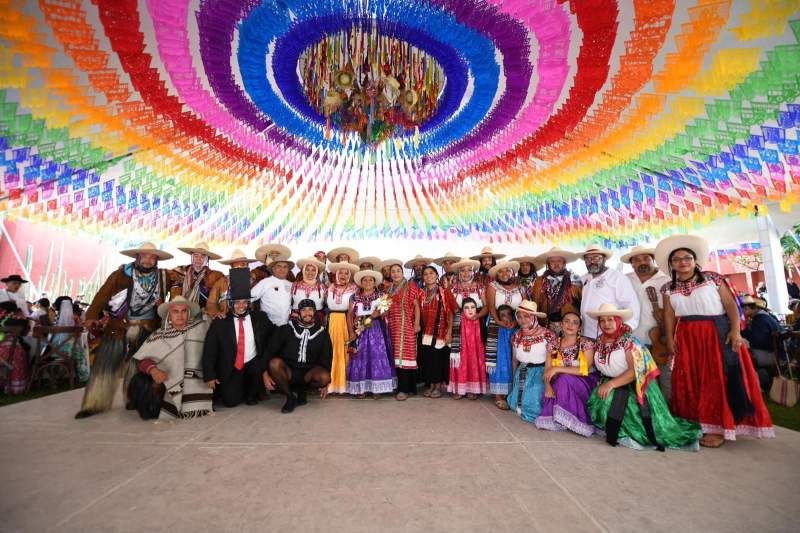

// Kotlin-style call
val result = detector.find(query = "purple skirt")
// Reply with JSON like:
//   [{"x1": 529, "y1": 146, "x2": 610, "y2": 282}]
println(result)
[
  {"x1": 346, "y1": 319, "x2": 397, "y2": 395},
  {"x1": 535, "y1": 372, "x2": 599, "y2": 437}
]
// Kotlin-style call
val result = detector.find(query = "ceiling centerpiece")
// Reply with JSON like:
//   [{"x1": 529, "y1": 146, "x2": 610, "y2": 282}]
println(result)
[{"x1": 298, "y1": 19, "x2": 445, "y2": 148}]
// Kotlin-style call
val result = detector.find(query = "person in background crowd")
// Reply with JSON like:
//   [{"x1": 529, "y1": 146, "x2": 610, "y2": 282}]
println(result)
[
  {"x1": 786, "y1": 275, "x2": 800, "y2": 300},
  {"x1": 579, "y1": 245, "x2": 640, "y2": 340},
  {"x1": 741, "y1": 295, "x2": 781, "y2": 393},
  {"x1": 358, "y1": 256, "x2": 382, "y2": 271},
  {"x1": 529, "y1": 247, "x2": 582, "y2": 335},
  {"x1": 405, "y1": 255, "x2": 431, "y2": 288},
  {"x1": 511, "y1": 256, "x2": 539, "y2": 296},
  {"x1": 52, "y1": 296, "x2": 90, "y2": 383},
  {"x1": 0, "y1": 275, "x2": 31, "y2": 318},
  {"x1": 657, "y1": 235, "x2": 774, "y2": 448},
  {"x1": 0, "y1": 301, "x2": 30, "y2": 394},
  {"x1": 75, "y1": 242, "x2": 172, "y2": 419},
  {"x1": 434, "y1": 252, "x2": 460, "y2": 290},
  {"x1": 170, "y1": 242, "x2": 224, "y2": 311},
  {"x1": 31, "y1": 298, "x2": 53, "y2": 325},
  {"x1": 291, "y1": 257, "x2": 327, "y2": 321},
  {"x1": 586, "y1": 304, "x2": 701, "y2": 451},
  {"x1": 622, "y1": 245, "x2": 672, "y2": 399},
  {"x1": 313, "y1": 251, "x2": 331, "y2": 287},
  {"x1": 253, "y1": 243, "x2": 296, "y2": 283}
]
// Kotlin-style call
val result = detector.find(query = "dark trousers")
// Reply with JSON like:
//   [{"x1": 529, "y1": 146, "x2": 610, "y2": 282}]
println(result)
[
  {"x1": 396, "y1": 368, "x2": 417, "y2": 394},
  {"x1": 216, "y1": 358, "x2": 264, "y2": 407}
]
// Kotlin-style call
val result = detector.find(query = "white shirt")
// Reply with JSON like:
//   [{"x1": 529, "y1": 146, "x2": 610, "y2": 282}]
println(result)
[
  {"x1": 514, "y1": 340, "x2": 549, "y2": 365},
  {"x1": 580, "y1": 268, "x2": 641, "y2": 339},
  {"x1": 251, "y1": 276, "x2": 292, "y2": 326},
  {"x1": 595, "y1": 347, "x2": 629, "y2": 378},
  {"x1": 666, "y1": 280, "x2": 725, "y2": 317},
  {"x1": 0, "y1": 289, "x2": 30, "y2": 317},
  {"x1": 627, "y1": 271, "x2": 671, "y2": 345},
  {"x1": 234, "y1": 314, "x2": 257, "y2": 364}
]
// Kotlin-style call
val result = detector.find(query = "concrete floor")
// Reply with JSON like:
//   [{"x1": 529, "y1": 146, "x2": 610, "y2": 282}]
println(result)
[{"x1": 0, "y1": 389, "x2": 797, "y2": 533}]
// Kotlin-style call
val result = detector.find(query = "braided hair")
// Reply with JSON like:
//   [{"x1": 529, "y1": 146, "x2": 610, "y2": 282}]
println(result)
[{"x1": 668, "y1": 247, "x2": 705, "y2": 290}]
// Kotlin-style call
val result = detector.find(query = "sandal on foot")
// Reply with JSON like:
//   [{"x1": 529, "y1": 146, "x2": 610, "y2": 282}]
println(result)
[
  {"x1": 467, "y1": 393, "x2": 478, "y2": 401},
  {"x1": 452, "y1": 394, "x2": 464, "y2": 400},
  {"x1": 700, "y1": 434, "x2": 725, "y2": 448},
  {"x1": 430, "y1": 389, "x2": 442, "y2": 398},
  {"x1": 395, "y1": 392, "x2": 408, "y2": 401},
  {"x1": 495, "y1": 399, "x2": 510, "y2": 410}
]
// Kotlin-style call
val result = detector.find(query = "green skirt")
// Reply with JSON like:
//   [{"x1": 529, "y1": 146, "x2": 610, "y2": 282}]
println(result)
[{"x1": 588, "y1": 378, "x2": 702, "y2": 451}]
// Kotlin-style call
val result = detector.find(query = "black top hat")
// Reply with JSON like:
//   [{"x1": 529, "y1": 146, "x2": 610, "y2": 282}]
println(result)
[
  {"x1": 227, "y1": 268, "x2": 252, "y2": 301},
  {"x1": 1, "y1": 274, "x2": 28, "y2": 284}
]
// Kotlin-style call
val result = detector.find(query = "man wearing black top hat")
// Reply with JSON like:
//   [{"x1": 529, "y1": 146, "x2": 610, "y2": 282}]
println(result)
[
  {"x1": 202, "y1": 268, "x2": 274, "y2": 407},
  {"x1": 265, "y1": 299, "x2": 332, "y2": 413}
]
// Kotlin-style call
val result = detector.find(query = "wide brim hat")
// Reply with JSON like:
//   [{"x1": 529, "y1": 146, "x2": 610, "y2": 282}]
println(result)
[
  {"x1": 434, "y1": 251, "x2": 461, "y2": 266},
  {"x1": 380, "y1": 258, "x2": 404, "y2": 270},
  {"x1": 120, "y1": 242, "x2": 173, "y2": 260},
  {"x1": 516, "y1": 300, "x2": 546, "y2": 318},
  {"x1": 620, "y1": 245, "x2": 657, "y2": 264},
  {"x1": 326, "y1": 246, "x2": 360, "y2": 264},
  {"x1": 218, "y1": 249, "x2": 259, "y2": 265},
  {"x1": 255, "y1": 243, "x2": 292, "y2": 264},
  {"x1": 578, "y1": 245, "x2": 614, "y2": 260},
  {"x1": 1, "y1": 274, "x2": 28, "y2": 284},
  {"x1": 510, "y1": 256, "x2": 542, "y2": 270},
  {"x1": 177, "y1": 241, "x2": 222, "y2": 260},
  {"x1": 470, "y1": 246, "x2": 506, "y2": 261},
  {"x1": 488, "y1": 260, "x2": 520, "y2": 279},
  {"x1": 536, "y1": 246, "x2": 578, "y2": 264},
  {"x1": 450, "y1": 259, "x2": 480, "y2": 271},
  {"x1": 297, "y1": 257, "x2": 326, "y2": 271},
  {"x1": 354, "y1": 269, "x2": 383, "y2": 286},
  {"x1": 358, "y1": 256, "x2": 382, "y2": 268},
  {"x1": 654, "y1": 235, "x2": 709, "y2": 276},
  {"x1": 404, "y1": 254, "x2": 433, "y2": 268},
  {"x1": 587, "y1": 303, "x2": 634, "y2": 321},
  {"x1": 157, "y1": 296, "x2": 201, "y2": 320},
  {"x1": 741, "y1": 294, "x2": 769, "y2": 310},
  {"x1": 268, "y1": 259, "x2": 295, "y2": 270},
  {"x1": 329, "y1": 261, "x2": 359, "y2": 275}
]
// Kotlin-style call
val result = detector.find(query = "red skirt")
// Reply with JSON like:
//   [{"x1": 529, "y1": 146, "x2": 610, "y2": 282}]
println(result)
[{"x1": 671, "y1": 319, "x2": 774, "y2": 440}]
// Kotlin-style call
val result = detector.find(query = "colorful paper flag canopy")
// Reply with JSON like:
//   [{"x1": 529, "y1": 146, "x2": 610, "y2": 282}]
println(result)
[{"x1": 0, "y1": 0, "x2": 799, "y2": 248}]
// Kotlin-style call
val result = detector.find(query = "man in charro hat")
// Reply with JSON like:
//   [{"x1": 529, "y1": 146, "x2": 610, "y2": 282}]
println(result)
[
  {"x1": 434, "y1": 252, "x2": 461, "y2": 290},
  {"x1": 471, "y1": 247, "x2": 505, "y2": 286},
  {"x1": 75, "y1": 242, "x2": 173, "y2": 419},
  {"x1": 529, "y1": 247, "x2": 582, "y2": 334},
  {"x1": 170, "y1": 242, "x2": 224, "y2": 311},
  {"x1": 253, "y1": 242, "x2": 296, "y2": 283},
  {"x1": 252, "y1": 244, "x2": 295, "y2": 327},
  {"x1": 579, "y1": 245, "x2": 640, "y2": 340}
]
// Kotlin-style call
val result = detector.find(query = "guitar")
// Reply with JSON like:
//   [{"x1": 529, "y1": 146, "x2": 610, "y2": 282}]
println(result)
[{"x1": 646, "y1": 286, "x2": 670, "y2": 366}]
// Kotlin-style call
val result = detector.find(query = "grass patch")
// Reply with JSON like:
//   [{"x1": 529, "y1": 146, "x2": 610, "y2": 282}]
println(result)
[
  {"x1": 0, "y1": 384, "x2": 82, "y2": 408},
  {"x1": 765, "y1": 398, "x2": 800, "y2": 432}
]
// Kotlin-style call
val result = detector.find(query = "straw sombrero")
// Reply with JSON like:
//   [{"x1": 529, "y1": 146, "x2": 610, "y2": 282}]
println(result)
[
  {"x1": 329, "y1": 262, "x2": 359, "y2": 275},
  {"x1": 434, "y1": 251, "x2": 461, "y2": 266},
  {"x1": 157, "y1": 295, "x2": 200, "y2": 320},
  {"x1": 516, "y1": 300, "x2": 546, "y2": 318},
  {"x1": 358, "y1": 256, "x2": 382, "y2": 269},
  {"x1": 450, "y1": 259, "x2": 480, "y2": 271},
  {"x1": 488, "y1": 260, "x2": 520, "y2": 279},
  {"x1": 297, "y1": 257, "x2": 326, "y2": 271},
  {"x1": 404, "y1": 254, "x2": 433, "y2": 268},
  {"x1": 536, "y1": 246, "x2": 578, "y2": 264},
  {"x1": 578, "y1": 245, "x2": 614, "y2": 259},
  {"x1": 255, "y1": 243, "x2": 292, "y2": 264},
  {"x1": 121, "y1": 242, "x2": 173, "y2": 260},
  {"x1": 586, "y1": 303, "x2": 634, "y2": 321},
  {"x1": 354, "y1": 269, "x2": 383, "y2": 286},
  {"x1": 470, "y1": 246, "x2": 506, "y2": 261},
  {"x1": 741, "y1": 294, "x2": 769, "y2": 310},
  {"x1": 380, "y1": 258, "x2": 404, "y2": 270},
  {"x1": 620, "y1": 245, "x2": 657, "y2": 264},
  {"x1": 510, "y1": 256, "x2": 541, "y2": 271},
  {"x1": 218, "y1": 249, "x2": 258, "y2": 266},
  {"x1": 654, "y1": 235, "x2": 709, "y2": 276},
  {"x1": 326, "y1": 246, "x2": 360, "y2": 264},
  {"x1": 177, "y1": 242, "x2": 222, "y2": 260}
]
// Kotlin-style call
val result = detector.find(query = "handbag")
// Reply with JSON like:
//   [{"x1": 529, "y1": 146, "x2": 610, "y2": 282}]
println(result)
[{"x1": 769, "y1": 350, "x2": 799, "y2": 407}]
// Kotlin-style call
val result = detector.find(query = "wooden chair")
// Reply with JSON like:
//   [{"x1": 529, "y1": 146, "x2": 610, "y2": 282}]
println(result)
[
  {"x1": 0, "y1": 325, "x2": 25, "y2": 387},
  {"x1": 27, "y1": 326, "x2": 84, "y2": 391}
]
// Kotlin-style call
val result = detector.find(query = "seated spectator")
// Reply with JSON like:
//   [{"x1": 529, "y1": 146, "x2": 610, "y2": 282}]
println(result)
[
  {"x1": 0, "y1": 275, "x2": 31, "y2": 318},
  {"x1": 0, "y1": 301, "x2": 31, "y2": 394},
  {"x1": 742, "y1": 295, "x2": 781, "y2": 392}
]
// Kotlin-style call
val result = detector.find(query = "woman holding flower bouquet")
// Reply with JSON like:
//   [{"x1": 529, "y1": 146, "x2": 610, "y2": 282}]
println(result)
[{"x1": 346, "y1": 270, "x2": 396, "y2": 399}]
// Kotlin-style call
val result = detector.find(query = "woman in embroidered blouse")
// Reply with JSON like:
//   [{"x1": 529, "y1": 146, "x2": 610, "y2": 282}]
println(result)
[
  {"x1": 418, "y1": 266, "x2": 456, "y2": 398},
  {"x1": 486, "y1": 261, "x2": 526, "y2": 409},
  {"x1": 586, "y1": 304, "x2": 701, "y2": 451},
  {"x1": 507, "y1": 301, "x2": 556, "y2": 422},
  {"x1": 656, "y1": 235, "x2": 773, "y2": 448},
  {"x1": 292, "y1": 258, "x2": 327, "y2": 321},
  {"x1": 382, "y1": 259, "x2": 422, "y2": 401},
  {"x1": 535, "y1": 311, "x2": 598, "y2": 436},
  {"x1": 326, "y1": 262, "x2": 359, "y2": 395},
  {"x1": 346, "y1": 270, "x2": 396, "y2": 399}
]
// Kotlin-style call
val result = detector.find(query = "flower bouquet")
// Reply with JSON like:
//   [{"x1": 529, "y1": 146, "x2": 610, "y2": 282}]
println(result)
[{"x1": 348, "y1": 294, "x2": 392, "y2": 354}]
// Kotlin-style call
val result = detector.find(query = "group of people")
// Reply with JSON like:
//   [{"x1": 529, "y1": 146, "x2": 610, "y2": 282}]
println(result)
[{"x1": 4, "y1": 233, "x2": 777, "y2": 451}]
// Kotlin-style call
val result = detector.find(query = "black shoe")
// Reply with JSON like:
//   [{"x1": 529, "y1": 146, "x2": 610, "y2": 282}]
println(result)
[
  {"x1": 296, "y1": 389, "x2": 308, "y2": 406},
  {"x1": 281, "y1": 396, "x2": 296, "y2": 413},
  {"x1": 245, "y1": 397, "x2": 259, "y2": 406},
  {"x1": 75, "y1": 410, "x2": 96, "y2": 419}
]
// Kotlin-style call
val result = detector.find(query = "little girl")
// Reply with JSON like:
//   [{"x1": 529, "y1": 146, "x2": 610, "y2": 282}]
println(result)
[
  {"x1": 448, "y1": 298, "x2": 487, "y2": 399},
  {"x1": 488, "y1": 305, "x2": 517, "y2": 410}
]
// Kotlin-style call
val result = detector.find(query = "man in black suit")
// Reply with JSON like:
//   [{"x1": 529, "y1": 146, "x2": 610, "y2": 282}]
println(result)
[
  {"x1": 202, "y1": 269, "x2": 274, "y2": 407},
  {"x1": 265, "y1": 299, "x2": 332, "y2": 413}
]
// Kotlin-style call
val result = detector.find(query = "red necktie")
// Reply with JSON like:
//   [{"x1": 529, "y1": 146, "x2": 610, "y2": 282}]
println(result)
[{"x1": 235, "y1": 317, "x2": 245, "y2": 370}]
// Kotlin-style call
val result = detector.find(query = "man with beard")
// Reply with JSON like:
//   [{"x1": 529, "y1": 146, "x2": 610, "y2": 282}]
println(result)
[
  {"x1": 471, "y1": 247, "x2": 505, "y2": 286},
  {"x1": 529, "y1": 247, "x2": 583, "y2": 334},
  {"x1": 265, "y1": 299, "x2": 332, "y2": 413},
  {"x1": 621, "y1": 245, "x2": 672, "y2": 398},
  {"x1": 170, "y1": 242, "x2": 224, "y2": 312},
  {"x1": 405, "y1": 255, "x2": 432, "y2": 288},
  {"x1": 578, "y1": 245, "x2": 640, "y2": 340},
  {"x1": 252, "y1": 244, "x2": 295, "y2": 327},
  {"x1": 75, "y1": 242, "x2": 173, "y2": 419},
  {"x1": 203, "y1": 269, "x2": 274, "y2": 407}
]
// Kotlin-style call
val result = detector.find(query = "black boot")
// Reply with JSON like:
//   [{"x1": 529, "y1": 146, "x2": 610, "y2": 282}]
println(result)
[
  {"x1": 296, "y1": 388, "x2": 308, "y2": 406},
  {"x1": 281, "y1": 393, "x2": 296, "y2": 413},
  {"x1": 74, "y1": 409, "x2": 97, "y2": 419}
]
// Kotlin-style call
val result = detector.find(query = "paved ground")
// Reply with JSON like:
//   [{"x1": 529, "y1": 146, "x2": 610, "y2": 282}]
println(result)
[{"x1": 0, "y1": 389, "x2": 797, "y2": 533}]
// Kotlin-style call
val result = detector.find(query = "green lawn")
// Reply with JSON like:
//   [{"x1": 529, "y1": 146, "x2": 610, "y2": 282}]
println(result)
[
  {"x1": 765, "y1": 398, "x2": 800, "y2": 432},
  {"x1": 0, "y1": 384, "x2": 81, "y2": 407}
]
